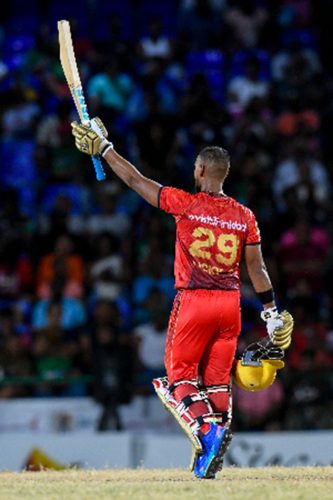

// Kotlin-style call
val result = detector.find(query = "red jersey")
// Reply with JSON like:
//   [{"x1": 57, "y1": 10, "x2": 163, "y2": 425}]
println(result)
[{"x1": 159, "y1": 187, "x2": 261, "y2": 290}]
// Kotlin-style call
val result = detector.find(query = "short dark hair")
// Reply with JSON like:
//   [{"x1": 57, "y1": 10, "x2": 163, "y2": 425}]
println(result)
[{"x1": 198, "y1": 146, "x2": 230, "y2": 167}]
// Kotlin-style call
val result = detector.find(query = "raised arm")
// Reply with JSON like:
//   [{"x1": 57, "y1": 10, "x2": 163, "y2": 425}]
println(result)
[
  {"x1": 103, "y1": 148, "x2": 161, "y2": 207},
  {"x1": 71, "y1": 118, "x2": 161, "y2": 207}
]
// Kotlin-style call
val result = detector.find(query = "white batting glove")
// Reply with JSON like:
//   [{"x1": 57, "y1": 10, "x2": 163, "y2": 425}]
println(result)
[
  {"x1": 260, "y1": 307, "x2": 294, "y2": 350},
  {"x1": 261, "y1": 307, "x2": 282, "y2": 336}
]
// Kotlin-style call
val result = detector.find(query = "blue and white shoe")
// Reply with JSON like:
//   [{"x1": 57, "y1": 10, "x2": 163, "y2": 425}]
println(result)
[{"x1": 193, "y1": 423, "x2": 232, "y2": 479}]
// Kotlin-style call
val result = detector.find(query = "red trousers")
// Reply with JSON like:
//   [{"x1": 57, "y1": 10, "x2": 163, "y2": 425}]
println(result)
[{"x1": 165, "y1": 289, "x2": 241, "y2": 415}]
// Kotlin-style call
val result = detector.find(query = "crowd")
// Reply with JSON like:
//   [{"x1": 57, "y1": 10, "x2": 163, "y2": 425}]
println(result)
[{"x1": 0, "y1": 0, "x2": 333, "y2": 431}]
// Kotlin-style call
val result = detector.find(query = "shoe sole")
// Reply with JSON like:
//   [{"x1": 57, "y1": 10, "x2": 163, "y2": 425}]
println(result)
[{"x1": 203, "y1": 428, "x2": 233, "y2": 479}]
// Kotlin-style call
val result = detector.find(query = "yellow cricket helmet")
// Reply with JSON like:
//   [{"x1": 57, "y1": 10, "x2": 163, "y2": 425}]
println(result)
[{"x1": 234, "y1": 358, "x2": 285, "y2": 391}]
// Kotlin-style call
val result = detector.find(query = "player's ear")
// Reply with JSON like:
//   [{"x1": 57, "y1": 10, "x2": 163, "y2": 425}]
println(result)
[{"x1": 199, "y1": 163, "x2": 205, "y2": 177}]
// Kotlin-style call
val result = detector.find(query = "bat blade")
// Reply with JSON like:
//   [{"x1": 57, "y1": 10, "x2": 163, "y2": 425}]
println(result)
[
  {"x1": 57, "y1": 19, "x2": 106, "y2": 181},
  {"x1": 58, "y1": 20, "x2": 80, "y2": 87},
  {"x1": 58, "y1": 20, "x2": 87, "y2": 122}
]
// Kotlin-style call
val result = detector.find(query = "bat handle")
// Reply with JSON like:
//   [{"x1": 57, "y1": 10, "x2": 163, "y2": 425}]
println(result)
[{"x1": 91, "y1": 154, "x2": 106, "y2": 181}]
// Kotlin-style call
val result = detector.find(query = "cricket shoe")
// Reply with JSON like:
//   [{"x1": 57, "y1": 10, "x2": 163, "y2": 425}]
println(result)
[{"x1": 193, "y1": 423, "x2": 233, "y2": 479}]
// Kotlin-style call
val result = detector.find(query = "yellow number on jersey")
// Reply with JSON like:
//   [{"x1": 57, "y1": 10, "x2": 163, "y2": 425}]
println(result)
[
  {"x1": 189, "y1": 227, "x2": 215, "y2": 259},
  {"x1": 189, "y1": 226, "x2": 239, "y2": 268},
  {"x1": 216, "y1": 234, "x2": 239, "y2": 266}
]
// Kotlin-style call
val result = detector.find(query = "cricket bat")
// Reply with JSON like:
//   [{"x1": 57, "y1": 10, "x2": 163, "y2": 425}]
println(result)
[{"x1": 58, "y1": 20, "x2": 106, "y2": 181}]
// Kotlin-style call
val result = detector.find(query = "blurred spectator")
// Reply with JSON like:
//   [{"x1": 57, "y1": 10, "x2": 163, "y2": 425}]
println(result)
[
  {"x1": 225, "y1": 1, "x2": 269, "y2": 49},
  {"x1": 36, "y1": 234, "x2": 85, "y2": 299},
  {"x1": 1, "y1": 89, "x2": 40, "y2": 140},
  {"x1": 279, "y1": 218, "x2": 330, "y2": 294},
  {"x1": 273, "y1": 144, "x2": 329, "y2": 213},
  {"x1": 32, "y1": 295, "x2": 86, "y2": 331},
  {"x1": 0, "y1": 308, "x2": 34, "y2": 398},
  {"x1": 0, "y1": 238, "x2": 33, "y2": 305},
  {"x1": 133, "y1": 254, "x2": 175, "y2": 309},
  {"x1": 87, "y1": 187, "x2": 130, "y2": 238},
  {"x1": 38, "y1": 192, "x2": 86, "y2": 239},
  {"x1": 90, "y1": 299, "x2": 134, "y2": 430},
  {"x1": 179, "y1": 73, "x2": 229, "y2": 166},
  {"x1": 0, "y1": 59, "x2": 8, "y2": 82},
  {"x1": 0, "y1": 189, "x2": 28, "y2": 240},
  {"x1": 275, "y1": 50, "x2": 322, "y2": 108},
  {"x1": 275, "y1": 96, "x2": 320, "y2": 137},
  {"x1": 227, "y1": 56, "x2": 270, "y2": 117},
  {"x1": 231, "y1": 98, "x2": 273, "y2": 150},
  {"x1": 32, "y1": 302, "x2": 77, "y2": 396},
  {"x1": 36, "y1": 101, "x2": 81, "y2": 180},
  {"x1": 128, "y1": 58, "x2": 181, "y2": 124},
  {"x1": 135, "y1": 108, "x2": 176, "y2": 178},
  {"x1": 277, "y1": 0, "x2": 312, "y2": 29},
  {"x1": 271, "y1": 44, "x2": 321, "y2": 83},
  {"x1": 36, "y1": 101, "x2": 74, "y2": 148},
  {"x1": 139, "y1": 18, "x2": 172, "y2": 60},
  {"x1": 179, "y1": 0, "x2": 224, "y2": 49},
  {"x1": 287, "y1": 302, "x2": 331, "y2": 371},
  {"x1": 284, "y1": 348, "x2": 333, "y2": 430},
  {"x1": 134, "y1": 309, "x2": 168, "y2": 391},
  {"x1": 87, "y1": 59, "x2": 134, "y2": 117},
  {"x1": 89, "y1": 233, "x2": 126, "y2": 302}
]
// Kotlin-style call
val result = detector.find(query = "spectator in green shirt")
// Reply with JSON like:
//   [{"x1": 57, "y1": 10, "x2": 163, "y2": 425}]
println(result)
[{"x1": 87, "y1": 60, "x2": 134, "y2": 116}]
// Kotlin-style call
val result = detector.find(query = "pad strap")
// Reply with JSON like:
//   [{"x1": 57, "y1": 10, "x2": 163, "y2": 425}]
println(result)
[
  {"x1": 170, "y1": 379, "x2": 214, "y2": 415},
  {"x1": 200, "y1": 383, "x2": 233, "y2": 426},
  {"x1": 203, "y1": 384, "x2": 230, "y2": 394},
  {"x1": 169, "y1": 379, "x2": 198, "y2": 393}
]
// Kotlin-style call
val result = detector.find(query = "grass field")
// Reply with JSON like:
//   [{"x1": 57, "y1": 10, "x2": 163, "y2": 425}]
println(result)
[{"x1": 0, "y1": 467, "x2": 332, "y2": 500}]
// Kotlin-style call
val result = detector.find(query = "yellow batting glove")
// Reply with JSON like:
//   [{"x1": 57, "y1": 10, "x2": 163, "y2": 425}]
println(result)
[
  {"x1": 261, "y1": 308, "x2": 294, "y2": 350},
  {"x1": 272, "y1": 310, "x2": 294, "y2": 349},
  {"x1": 71, "y1": 117, "x2": 112, "y2": 156}
]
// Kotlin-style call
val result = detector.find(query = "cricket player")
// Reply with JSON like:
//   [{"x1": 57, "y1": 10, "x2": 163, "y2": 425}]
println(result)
[{"x1": 71, "y1": 119, "x2": 293, "y2": 479}]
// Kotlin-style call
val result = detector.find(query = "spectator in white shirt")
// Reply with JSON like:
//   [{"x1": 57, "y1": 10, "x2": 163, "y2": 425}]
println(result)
[
  {"x1": 134, "y1": 311, "x2": 168, "y2": 374},
  {"x1": 139, "y1": 19, "x2": 172, "y2": 60},
  {"x1": 273, "y1": 145, "x2": 329, "y2": 212},
  {"x1": 227, "y1": 56, "x2": 270, "y2": 118},
  {"x1": 87, "y1": 190, "x2": 130, "y2": 238}
]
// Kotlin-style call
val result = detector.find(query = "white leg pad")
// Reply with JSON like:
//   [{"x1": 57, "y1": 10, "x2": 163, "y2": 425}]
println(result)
[{"x1": 152, "y1": 377, "x2": 203, "y2": 453}]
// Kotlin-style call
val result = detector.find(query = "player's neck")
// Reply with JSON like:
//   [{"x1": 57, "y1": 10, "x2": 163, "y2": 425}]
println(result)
[{"x1": 201, "y1": 180, "x2": 225, "y2": 196}]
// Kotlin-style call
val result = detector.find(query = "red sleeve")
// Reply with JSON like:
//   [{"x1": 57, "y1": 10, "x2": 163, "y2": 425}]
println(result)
[
  {"x1": 245, "y1": 208, "x2": 261, "y2": 245},
  {"x1": 158, "y1": 186, "x2": 194, "y2": 217}
]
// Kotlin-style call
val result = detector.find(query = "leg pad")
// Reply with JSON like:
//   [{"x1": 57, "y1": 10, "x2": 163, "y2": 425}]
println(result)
[{"x1": 153, "y1": 377, "x2": 203, "y2": 452}]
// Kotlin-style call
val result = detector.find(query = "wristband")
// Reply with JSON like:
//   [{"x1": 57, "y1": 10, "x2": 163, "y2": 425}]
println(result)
[
  {"x1": 100, "y1": 140, "x2": 113, "y2": 157},
  {"x1": 257, "y1": 289, "x2": 275, "y2": 305}
]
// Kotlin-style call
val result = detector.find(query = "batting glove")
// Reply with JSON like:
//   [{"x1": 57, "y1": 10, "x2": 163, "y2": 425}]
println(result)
[
  {"x1": 71, "y1": 117, "x2": 113, "y2": 157},
  {"x1": 260, "y1": 307, "x2": 294, "y2": 350}
]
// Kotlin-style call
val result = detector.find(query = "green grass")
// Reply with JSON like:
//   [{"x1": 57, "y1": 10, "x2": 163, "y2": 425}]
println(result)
[{"x1": 0, "y1": 467, "x2": 332, "y2": 500}]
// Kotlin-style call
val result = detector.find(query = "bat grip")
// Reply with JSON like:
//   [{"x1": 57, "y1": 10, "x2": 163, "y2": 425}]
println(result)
[{"x1": 91, "y1": 154, "x2": 106, "y2": 181}]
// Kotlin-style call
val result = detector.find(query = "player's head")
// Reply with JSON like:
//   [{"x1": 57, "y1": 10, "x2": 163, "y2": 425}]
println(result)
[{"x1": 194, "y1": 146, "x2": 230, "y2": 190}]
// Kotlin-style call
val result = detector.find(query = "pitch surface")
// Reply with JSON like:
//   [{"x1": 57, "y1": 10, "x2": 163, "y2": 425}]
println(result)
[{"x1": 0, "y1": 467, "x2": 332, "y2": 499}]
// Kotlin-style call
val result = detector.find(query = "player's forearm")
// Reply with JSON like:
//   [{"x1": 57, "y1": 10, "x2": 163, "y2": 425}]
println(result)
[
  {"x1": 247, "y1": 262, "x2": 272, "y2": 291},
  {"x1": 103, "y1": 148, "x2": 161, "y2": 207},
  {"x1": 103, "y1": 147, "x2": 142, "y2": 187},
  {"x1": 244, "y1": 245, "x2": 275, "y2": 308},
  {"x1": 247, "y1": 264, "x2": 275, "y2": 308}
]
